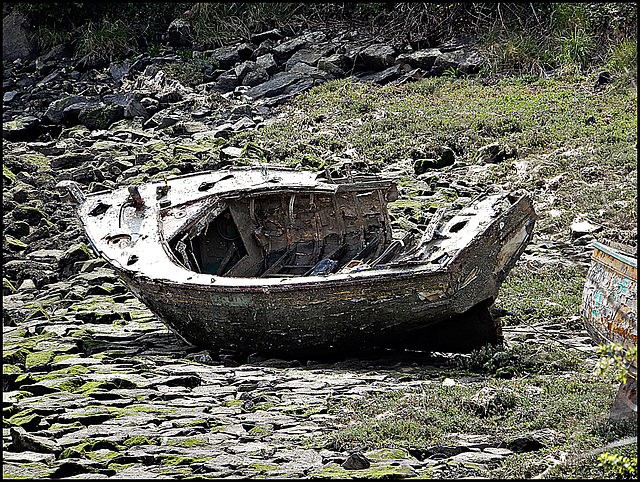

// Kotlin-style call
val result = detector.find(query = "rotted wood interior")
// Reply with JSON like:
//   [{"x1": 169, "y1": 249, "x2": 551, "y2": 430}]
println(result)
[{"x1": 167, "y1": 186, "x2": 397, "y2": 277}]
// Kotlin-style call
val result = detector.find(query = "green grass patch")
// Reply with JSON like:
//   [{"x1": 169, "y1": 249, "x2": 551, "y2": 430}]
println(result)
[
  {"x1": 322, "y1": 373, "x2": 632, "y2": 478},
  {"x1": 496, "y1": 264, "x2": 586, "y2": 327}
]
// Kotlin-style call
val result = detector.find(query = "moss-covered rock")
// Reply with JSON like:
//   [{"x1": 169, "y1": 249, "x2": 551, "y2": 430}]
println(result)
[
  {"x1": 25, "y1": 350, "x2": 56, "y2": 371},
  {"x1": 20, "y1": 152, "x2": 51, "y2": 169},
  {"x1": 59, "y1": 124, "x2": 90, "y2": 139},
  {"x1": 54, "y1": 377, "x2": 86, "y2": 393},
  {"x1": 78, "y1": 103, "x2": 124, "y2": 130},
  {"x1": 123, "y1": 435, "x2": 160, "y2": 447},
  {"x1": 3, "y1": 347, "x2": 31, "y2": 366},
  {"x1": 58, "y1": 243, "x2": 94, "y2": 277},
  {"x1": 5, "y1": 409, "x2": 42, "y2": 430},
  {"x1": 365, "y1": 448, "x2": 411, "y2": 460},
  {"x1": 165, "y1": 437, "x2": 208, "y2": 447},
  {"x1": 3, "y1": 364, "x2": 22, "y2": 374},
  {"x1": 5, "y1": 235, "x2": 28, "y2": 251},
  {"x1": 12, "y1": 205, "x2": 48, "y2": 226},
  {"x1": 3, "y1": 164, "x2": 17, "y2": 185}
]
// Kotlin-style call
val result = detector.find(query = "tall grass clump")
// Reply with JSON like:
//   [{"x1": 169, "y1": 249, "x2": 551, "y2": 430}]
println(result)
[
  {"x1": 75, "y1": 19, "x2": 133, "y2": 61},
  {"x1": 187, "y1": 2, "x2": 305, "y2": 47}
]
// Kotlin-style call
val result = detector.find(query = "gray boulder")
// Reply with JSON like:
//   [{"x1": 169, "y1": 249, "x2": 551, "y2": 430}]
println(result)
[
  {"x1": 234, "y1": 60, "x2": 257, "y2": 81},
  {"x1": 3, "y1": 12, "x2": 36, "y2": 61},
  {"x1": 58, "y1": 243, "x2": 93, "y2": 278},
  {"x1": 45, "y1": 96, "x2": 91, "y2": 123},
  {"x1": 246, "y1": 72, "x2": 301, "y2": 99},
  {"x1": 50, "y1": 150, "x2": 93, "y2": 169},
  {"x1": 250, "y1": 28, "x2": 284, "y2": 44},
  {"x1": 242, "y1": 67, "x2": 269, "y2": 87},
  {"x1": 4, "y1": 91, "x2": 19, "y2": 103},
  {"x1": 272, "y1": 31, "x2": 326, "y2": 63},
  {"x1": 237, "y1": 42, "x2": 254, "y2": 61},
  {"x1": 432, "y1": 47, "x2": 485, "y2": 75},
  {"x1": 396, "y1": 48, "x2": 442, "y2": 71},
  {"x1": 285, "y1": 49, "x2": 323, "y2": 71},
  {"x1": 289, "y1": 63, "x2": 332, "y2": 81},
  {"x1": 359, "y1": 44, "x2": 396, "y2": 70},
  {"x1": 359, "y1": 64, "x2": 404, "y2": 85},
  {"x1": 103, "y1": 93, "x2": 149, "y2": 119},
  {"x1": 78, "y1": 103, "x2": 124, "y2": 130},
  {"x1": 10, "y1": 426, "x2": 62, "y2": 454},
  {"x1": 2, "y1": 116, "x2": 40, "y2": 141},
  {"x1": 195, "y1": 45, "x2": 241, "y2": 70},
  {"x1": 318, "y1": 54, "x2": 348, "y2": 76},
  {"x1": 212, "y1": 69, "x2": 239, "y2": 93},
  {"x1": 124, "y1": 99, "x2": 149, "y2": 119},
  {"x1": 256, "y1": 53, "x2": 279, "y2": 76},
  {"x1": 110, "y1": 60, "x2": 132, "y2": 85}
]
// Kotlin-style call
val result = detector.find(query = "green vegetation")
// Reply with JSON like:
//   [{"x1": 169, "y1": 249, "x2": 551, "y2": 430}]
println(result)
[
  {"x1": 122, "y1": 435, "x2": 160, "y2": 447},
  {"x1": 599, "y1": 451, "x2": 637, "y2": 478},
  {"x1": 452, "y1": 342, "x2": 586, "y2": 378},
  {"x1": 321, "y1": 373, "x2": 635, "y2": 478},
  {"x1": 163, "y1": 56, "x2": 217, "y2": 87},
  {"x1": 236, "y1": 75, "x2": 636, "y2": 243},
  {"x1": 324, "y1": 371, "x2": 596, "y2": 449},
  {"x1": 595, "y1": 343, "x2": 638, "y2": 384},
  {"x1": 497, "y1": 264, "x2": 585, "y2": 328},
  {"x1": 5, "y1": 3, "x2": 636, "y2": 82}
]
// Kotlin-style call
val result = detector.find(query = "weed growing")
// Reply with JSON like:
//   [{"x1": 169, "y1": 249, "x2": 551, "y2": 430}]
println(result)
[
  {"x1": 321, "y1": 369, "x2": 634, "y2": 478},
  {"x1": 75, "y1": 19, "x2": 133, "y2": 61},
  {"x1": 451, "y1": 342, "x2": 587, "y2": 377},
  {"x1": 163, "y1": 56, "x2": 218, "y2": 87},
  {"x1": 496, "y1": 264, "x2": 585, "y2": 327}
]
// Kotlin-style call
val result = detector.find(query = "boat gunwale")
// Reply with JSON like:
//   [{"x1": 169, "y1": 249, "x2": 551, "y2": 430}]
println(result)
[
  {"x1": 592, "y1": 242, "x2": 638, "y2": 269},
  {"x1": 122, "y1": 194, "x2": 535, "y2": 293},
  {"x1": 122, "y1": 258, "x2": 455, "y2": 293},
  {"x1": 70, "y1": 168, "x2": 535, "y2": 291}
]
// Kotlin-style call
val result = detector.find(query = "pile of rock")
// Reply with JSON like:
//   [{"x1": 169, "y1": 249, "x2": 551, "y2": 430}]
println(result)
[{"x1": 4, "y1": 10, "x2": 486, "y2": 143}]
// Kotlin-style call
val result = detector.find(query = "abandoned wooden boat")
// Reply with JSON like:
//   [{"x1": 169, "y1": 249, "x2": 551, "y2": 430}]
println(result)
[
  {"x1": 57, "y1": 166, "x2": 536, "y2": 356},
  {"x1": 581, "y1": 241, "x2": 637, "y2": 420}
]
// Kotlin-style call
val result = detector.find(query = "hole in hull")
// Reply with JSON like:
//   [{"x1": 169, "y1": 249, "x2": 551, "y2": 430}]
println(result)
[{"x1": 170, "y1": 208, "x2": 247, "y2": 275}]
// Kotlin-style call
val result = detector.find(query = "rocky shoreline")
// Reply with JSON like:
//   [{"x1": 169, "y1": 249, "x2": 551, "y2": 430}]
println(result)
[{"x1": 4, "y1": 19, "x2": 606, "y2": 479}]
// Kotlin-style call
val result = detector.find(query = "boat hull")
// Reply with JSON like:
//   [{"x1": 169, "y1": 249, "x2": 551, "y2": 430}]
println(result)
[
  {"x1": 581, "y1": 242, "x2": 637, "y2": 420},
  {"x1": 121, "y1": 269, "x2": 500, "y2": 356},
  {"x1": 581, "y1": 242, "x2": 637, "y2": 351},
  {"x1": 120, "y1": 199, "x2": 534, "y2": 356}
]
